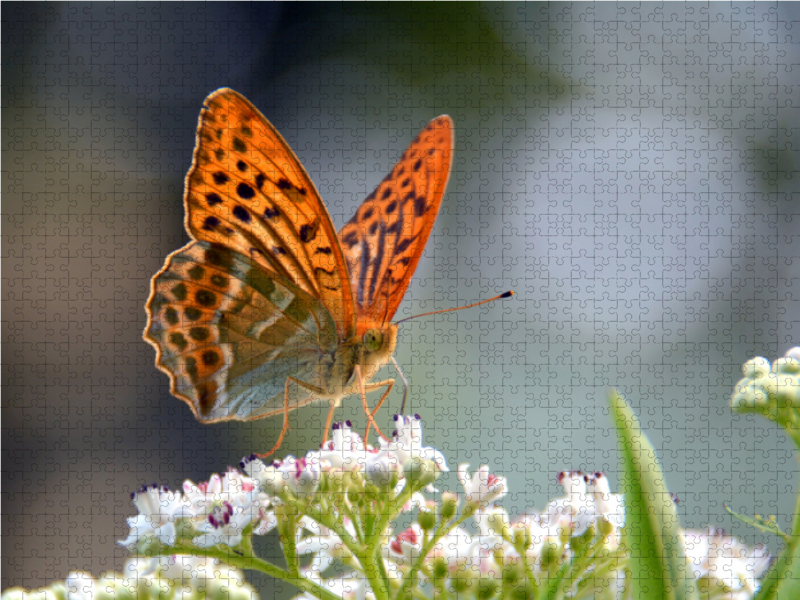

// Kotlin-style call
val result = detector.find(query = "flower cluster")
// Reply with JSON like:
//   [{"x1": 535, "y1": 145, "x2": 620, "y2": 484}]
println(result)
[
  {"x1": 731, "y1": 347, "x2": 800, "y2": 440},
  {"x1": 2, "y1": 556, "x2": 256, "y2": 600},
  {"x1": 2, "y1": 414, "x2": 776, "y2": 600},
  {"x1": 117, "y1": 469, "x2": 276, "y2": 566}
]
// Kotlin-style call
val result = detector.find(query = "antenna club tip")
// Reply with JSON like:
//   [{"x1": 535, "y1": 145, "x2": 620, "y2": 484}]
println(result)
[{"x1": 501, "y1": 290, "x2": 514, "y2": 298}]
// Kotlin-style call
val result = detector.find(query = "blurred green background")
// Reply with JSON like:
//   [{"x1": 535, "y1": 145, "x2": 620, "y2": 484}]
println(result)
[{"x1": 3, "y1": 2, "x2": 800, "y2": 597}]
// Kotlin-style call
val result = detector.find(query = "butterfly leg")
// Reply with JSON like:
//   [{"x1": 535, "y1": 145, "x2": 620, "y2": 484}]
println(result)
[
  {"x1": 361, "y1": 379, "x2": 396, "y2": 443},
  {"x1": 257, "y1": 376, "x2": 328, "y2": 458},
  {"x1": 353, "y1": 364, "x2": 394, "y2": 442},
  {"x1": 322, "y1": 400, "x2": 338, "y2": 445}
]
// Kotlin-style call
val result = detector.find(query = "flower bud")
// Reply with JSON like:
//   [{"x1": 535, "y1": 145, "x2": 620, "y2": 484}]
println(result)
[
  {"x1": 484, "y1": 506, "x2": 512, "y2": 541},
  {"x1": 449, "y1": 566, "x2": 477, "y2": 593},
  {"x1": 418, "y1": 502, "x2": 437, "y2": 532},
  {"x1": 512, "y1": 521, "x2": 531, "y2": 550},
  {"x1": 440, "y1": 492, "x2": 459, "y2": 520},
  {"x1": 540, "y1": 538, "x2": 562, "y2": 569},
  {"x1": 432, "y1": 556, "x2": 449, "y2": 581},
  {"x1": 404, "y1": 456, "x2": 438, "y2": 487},
  {"x1": 743, "y1": 357, "x2": 771, "y2": 379},
  {"x1": 477, "y1": 576, "x2": 500, "y2": 600},
  {"x1": 775, "y1": 356, "x2": 800, "y2": 376}
]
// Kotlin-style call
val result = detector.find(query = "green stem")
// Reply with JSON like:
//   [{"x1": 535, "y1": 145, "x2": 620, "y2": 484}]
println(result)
[
  {"x1": 396, "y1": 513, "x2": 470, "y2": 600},
  {"x1": 166, "y1": 543, "x2": 342, "y2": 600},
  {"x1": 753, "y1": 453, "x2": 800, "y2": 600},
  {"x1": 306, "y1": 504, "x2": 389, "y2": 600}
]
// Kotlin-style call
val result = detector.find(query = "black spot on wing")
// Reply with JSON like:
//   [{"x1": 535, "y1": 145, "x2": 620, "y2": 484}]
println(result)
[
  {"x1": 203, "y1": 216, "x2": 221, "y2": 231},
  {"x1": 264, "y1": 206, "x2": 280, "y2": 219},
  {"x1": 396, "y1": 237, "x2": 413, "y2": 254},
  {"x1": 213, "y1": 172, "x2": 229, "y2": 185},
  {"x1": 233, "y1": 138, "x2": 246, "y2": 153},
  {"x1": 299, "y1": 220, "x2": 320, "y2": 243},
  {"x1": 255, "y1": 173, "x2": 265, "y2": 189},
  {"x1": 237, "y1": 183, "x2": 255, "y2": 200},
  {"x1": 195, "y1": 289, "x2": 216, "y2": 307},
  {"x1": 206, "y1": 193, "x2": 223, "y2": 207},
  {"x1": 367, "y1": 223, "x2": 387, "y2": 304},
  {"x1": 414, "y1": 195, "x2": 427, "y2": 217},
  {"x1": 233, "y1": 205, "x2": 251, "y2": 223},
  {"x1": 171, "y1": 283, "x2": 188, "y2": 301},
  {"x1": 185, "y1": 307, "x2": 202, "y2": 321},
  {"x1": 343, "y1": 232, "x2": 359, "y2": 248},
  {"x1": 236, "y1": 160, "x2": 248, "y2": 172}
]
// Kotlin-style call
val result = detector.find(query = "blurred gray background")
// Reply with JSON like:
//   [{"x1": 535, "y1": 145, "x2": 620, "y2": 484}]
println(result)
[{"x1": 3, "y1": 2, "x2": 800, "y2": 597}]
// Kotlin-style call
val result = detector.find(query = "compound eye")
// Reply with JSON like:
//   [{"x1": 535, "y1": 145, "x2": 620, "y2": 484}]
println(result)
[{"x1": 363, "y1": 329, "x2": 383, "y2": 352}]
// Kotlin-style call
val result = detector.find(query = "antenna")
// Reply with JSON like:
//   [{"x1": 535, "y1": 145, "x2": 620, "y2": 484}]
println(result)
[{"x1": 395, "y1": 291, "x2": 514, "y2": 325}]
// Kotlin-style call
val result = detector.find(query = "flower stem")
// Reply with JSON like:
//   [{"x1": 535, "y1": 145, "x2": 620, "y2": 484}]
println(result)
[{"x1": 165, "y1": 543, "x2": 342, "y2": 600}]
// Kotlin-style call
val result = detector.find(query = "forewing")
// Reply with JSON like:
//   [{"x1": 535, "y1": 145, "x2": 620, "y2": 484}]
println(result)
[
  {"x1": 144, "y1": 241, "x2": 340, "y2": 422},
  {"x1": 338, "y1": 116, "x2": 453, "y2": 326},
  {"x1": 185, "y1": 88, "x2": 355, "y2": 337}
]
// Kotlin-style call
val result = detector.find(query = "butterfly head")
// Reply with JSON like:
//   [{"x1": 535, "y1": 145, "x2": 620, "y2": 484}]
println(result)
[{"x1": 360, "y1": 323, "x2": 398, "y2": 368}]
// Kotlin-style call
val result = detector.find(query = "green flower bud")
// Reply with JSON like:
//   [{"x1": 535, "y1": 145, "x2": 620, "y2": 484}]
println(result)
[
  {"x1": 597, "y1": 515, "x2": 616, "y2": 539},
  {"x1": 404, "y1": 457, "x2": 438, "y2": 488},
  {"x1": 449, "y1": 565, "x2": 478, "y2": 593},
  {"x1": 540, "y1": 538, "x2": 562, "y2": 569},
  {"x1": 441, "y1": 492, "x2": 459, "y2": 520},
  {"x1": 432, "y1": 556, "x2": 449, "y2": 581},
  {"x1": 418, "y1": 504, "x2": 437, "y2": 532},
  {"x1": 570, "y1": 522, "x2": 596, "y2": 551},
  {"x1": 484, "y1": 507, "x2": 512, "y2": 542},
  {"x1": 477, "y1": 576, "x2": 501, "y2": 600},
  {"x1": 512, "y1": 522, "x2": 531, "y2": 551}
]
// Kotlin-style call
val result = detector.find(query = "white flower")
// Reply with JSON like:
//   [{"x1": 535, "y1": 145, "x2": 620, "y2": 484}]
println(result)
[
  {"x1": 387, "y1": 523, "x2": 424, "y2": 564},
  {"x1": 193, "y1": 500, "x2": 255, "y2": 548},
  {"x1": 585, "y1": 472, "x2": 624, "y2": 527},
  {"x1": 458, "y1": 464, "x2": 508, "y2": 507},
  {"x1": 386, "y1": 415, "x2": 448, "y2": 472},
  {"x1": 540, "y1": 471, "x2": 595, "y2": 538},
  {"x1": 64, "y1": 572, "x2": 96, "y2": 600},
  {"x1": 244, "y1": 456, "x2": 321, "y2": 499},
  {"x1": 118, "y1": 484, "x2": 186, "y2": 548},
  {"x1": 316, "y1": 421, "x2": 378, "y2": 471},
  {"x1": 683, "y1": 528, "x2": 771, "y2": 597}
]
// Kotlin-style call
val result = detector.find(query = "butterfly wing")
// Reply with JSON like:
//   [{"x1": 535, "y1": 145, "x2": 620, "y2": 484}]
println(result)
[
  {"x1": 338, "y1": 116, "x2": 453, "y2": 328},
  {"x1": 145, "y1": 241, "x2": 341, "y2": 422},
  {"x1": 184, "y1": 88, "x2": 355, "y2": 338}
]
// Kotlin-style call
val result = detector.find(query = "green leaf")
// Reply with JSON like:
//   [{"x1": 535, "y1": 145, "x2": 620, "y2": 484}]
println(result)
[
  {"x1": 609, "y1": 390, "x2": 699, "y2": 600},
  {"x1": 754, "y1": 518, "x2": 800, "y2": 599},
  {"x1": 724, "y1": 504, "x2": 790, "y2": 542}
]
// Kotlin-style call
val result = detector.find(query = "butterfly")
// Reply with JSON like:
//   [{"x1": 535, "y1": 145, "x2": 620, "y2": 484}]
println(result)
[{"x1": 144, "y1": 88, "x2": 452, "y2": 452}]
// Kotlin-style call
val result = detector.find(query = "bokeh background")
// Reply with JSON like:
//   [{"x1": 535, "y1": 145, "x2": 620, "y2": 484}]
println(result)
[{"x1": 4, "y1": 2, "x2": 800, "y2": 597}]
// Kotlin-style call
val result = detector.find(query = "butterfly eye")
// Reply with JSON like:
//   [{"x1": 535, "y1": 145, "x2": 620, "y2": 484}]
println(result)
[{"x1": 363, "y1": 329, "x2": 384, "y2": 353}]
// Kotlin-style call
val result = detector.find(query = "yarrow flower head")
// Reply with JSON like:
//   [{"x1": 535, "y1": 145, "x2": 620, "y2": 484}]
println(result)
[
  {"x1": 731, "y1": 347, "x2": 800, "y2": 437},
  {"x1": 9, "y1": 411, "x2": 780, "y2": 600},
  {"x1": 683, "y1": 528, "x2": 771, "y2": 598},
  {"x1": 118, "y1": 483, "x2": 187, "y2": 549}
]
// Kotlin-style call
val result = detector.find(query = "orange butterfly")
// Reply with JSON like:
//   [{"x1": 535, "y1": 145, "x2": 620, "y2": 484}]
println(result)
[{"x1": 144, "y1": 88, "x2": 452, "y2": 452}]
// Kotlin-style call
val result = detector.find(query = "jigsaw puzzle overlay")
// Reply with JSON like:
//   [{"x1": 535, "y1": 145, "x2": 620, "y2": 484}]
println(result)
[{"x1": 3, "y1": 3, "x2": 799, "y2": 599}]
